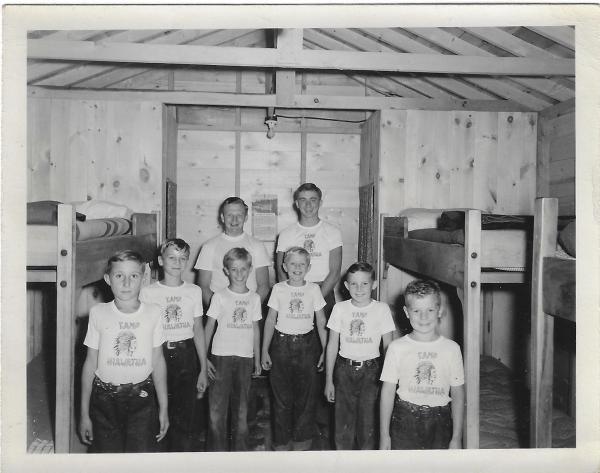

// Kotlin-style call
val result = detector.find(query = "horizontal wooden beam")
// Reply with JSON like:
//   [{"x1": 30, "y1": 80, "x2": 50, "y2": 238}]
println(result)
[
  {"x1": 28, "y1": 39, "x2": 575, "y2": 76},
  {"x1": 28, "y1": 86, "x2": 533, "y2": 112}
]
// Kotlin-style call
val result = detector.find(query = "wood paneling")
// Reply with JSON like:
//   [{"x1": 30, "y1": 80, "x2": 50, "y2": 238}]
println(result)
[
  {"x1": 176, "y1": 112, "x2": 361, "y2": 292},
  {"x1": 537, "y1": 103, "x2": 575, "y2": 216},
  {"x1": 28, "y1": 98, "x2": 164, "y2": 213}
]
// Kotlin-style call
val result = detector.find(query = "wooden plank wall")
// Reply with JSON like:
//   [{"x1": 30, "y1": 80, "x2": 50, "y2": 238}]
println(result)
[
  {"x1": 537, "y1": 102, "x2": 575, "y2": 216},
  {"x1": 377, "y1": 109, "x2": 537, "y2": 369},
  {"x1": 28, "y1": 98, "x2": 164, "y2": 212},
  {"x1": 176, "y1": 106, "x2": 361, "y2": 299},
  {"x1": 27, "y1": 97, "x2": 164, "y2": 362}
]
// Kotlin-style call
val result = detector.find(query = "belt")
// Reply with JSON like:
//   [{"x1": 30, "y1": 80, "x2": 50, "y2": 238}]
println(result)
[
  {"x1": 164, "y1": 338, "x2": 194, "y2": 350},
  {"x1": 276, "y1": 329, "x2": 314, "y2": 342},
  {"x1": 396, "y1": 398, "x2": 450, "y2": 417},
  {"x1": 93, "y1": 375, "x2": 153, "y2": 395},
  {"x1": 338, "y1": 355, "x2": 379, "y2": 368}
]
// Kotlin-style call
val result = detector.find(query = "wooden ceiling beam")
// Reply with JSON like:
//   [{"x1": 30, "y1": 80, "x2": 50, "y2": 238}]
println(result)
[
  {"x1": 527, "y1": 26, "x2": 575, "y2": 51},
  {"x1": 28, "y1": 39, "x2": 575, "y2": 76},
  {"x1": 275, "y1": 29, "x2": 302, "y2": 107},
  {"x1": 28, "y1": 86, "x2": 532, "y2": 112},
  {"x1": 462, "y1": 27, "x2": 560, "y2": 59}
]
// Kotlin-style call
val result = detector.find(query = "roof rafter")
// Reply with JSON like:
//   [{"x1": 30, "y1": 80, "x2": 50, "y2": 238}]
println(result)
[{"x1": 28, "y1": 39, "x2": 575, "y2": 76}]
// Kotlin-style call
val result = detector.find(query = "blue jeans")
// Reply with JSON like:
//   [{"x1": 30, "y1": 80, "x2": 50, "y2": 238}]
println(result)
[
  {"x1": 89, "y1": 375, "x2": 159, "y2": 453},
  {"x1": 390, "y1": 397, "x2": 452, "y2": 449},
  {"x1": 333, "y1": 356, "x2": 381, "y2": 450},
  {"x1": 208, "y1": 355, "x2": 253, "y2": 451},
  {"x1": 269, "y1": 330, "x2": 320, "y2": 449},
  {"x1": 162, "y1": 338, "x2": 199, "y2": 452}
]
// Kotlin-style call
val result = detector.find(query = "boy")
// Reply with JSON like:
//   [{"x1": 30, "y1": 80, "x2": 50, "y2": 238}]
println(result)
[
  {"x1": 79, "y1": 250, "x2": 169, "y2": 453},
  {"x1": 261, "y1": 246, "x2": 327, "y2": 451},
  {"x1": 139, "y1": 238, "x2": 209, "y2": 451},
  {"x1": 324, "y1": 262, "x2": 395, "y2": 450},
  {"x1": 276, "y1": 183, "x2": 342, "y2": 314},
  {"x1": 379, "y1": 279, "x2": 465, "y2": 450},
  {"x1": 204, "y1": 247, "x2": 262, "y2": 451}
]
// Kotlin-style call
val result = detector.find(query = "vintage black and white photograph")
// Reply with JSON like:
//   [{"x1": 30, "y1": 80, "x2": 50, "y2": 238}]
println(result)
[{"x1": 2, "y1": 3, "x2": 599, "y2": 473}]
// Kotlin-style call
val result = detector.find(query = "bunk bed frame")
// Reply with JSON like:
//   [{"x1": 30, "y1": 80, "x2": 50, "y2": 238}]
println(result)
[
  {"x1": 26, "y1": 204, "x2": 159, "y2": 453},
  {"x1": 530, "y1": 197, "x2": 575, "y2": 448},
  {"x1": 381, "y1": 210, "x2": 531, "y2": 449}
]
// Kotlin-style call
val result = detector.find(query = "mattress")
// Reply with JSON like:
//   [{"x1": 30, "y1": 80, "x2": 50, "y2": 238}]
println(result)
[
  {"x1": 480, "y1": 355, "x2": 575, "y2": 449},
  {"x1": 27, "y1": 201, "x2": 132, "y2": 241}
]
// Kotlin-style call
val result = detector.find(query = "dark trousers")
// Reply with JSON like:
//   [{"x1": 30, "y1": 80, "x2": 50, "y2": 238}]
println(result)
[
  {"x1": 390, "y1": 397, "x2": 452, "y2": 450},
  {"x1": 162, "y1": 338, "x2": 199, "y2": 452},
  {"x1": 89, "y1": 376, "x2": 159, "y2": 453},
  {"x1": 270, "y1": 330, "x2": 320, "y2": 449},
  {"x1": 208, "y1": 355, "x2": 253, "y2": 451},
  {"x1": 333, "y1": 356, "x2": 381, "y2": 450},
  {"x1": 315, "y1": 286, "x2": 336, "y2": 445}
]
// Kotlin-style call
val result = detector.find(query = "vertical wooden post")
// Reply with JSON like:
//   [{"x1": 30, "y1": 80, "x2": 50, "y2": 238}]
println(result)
[
  {"x1": 55, "y1": 204, "x2": 76, "y2": 453},
  {"x1": 275, "y1": 29, "x2": 302, "y2": 107},
  {"x1": 461, "y1": 209, "x2": 481, "y2": 449},
  {"x1": 530, "y1": 197, "x2": 557, "y2": 447}
]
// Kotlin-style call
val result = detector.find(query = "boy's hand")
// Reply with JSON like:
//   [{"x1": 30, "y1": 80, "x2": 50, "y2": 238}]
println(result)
[
  {"x1": 156, "y1": 408, "x2": 169, "y2": 442},
  {"x1": 252, "y1": 359, "x2": 262, "y2": 378},
  {"x1": 324, "y1": 381, "x2": 335, "y2": 403},
  {"x1": 206, "y1": 359, "x2": 216, "y2": 381},
  {"x1": 79, "y1": 415, "x2": 93, "y2": 445},
  {"x1": 196, "y1": 370, "x2": 209, "y2": 399},
  {"x1": 379, "y1": 433, "x2": 391, "y2": 450},
  {"x1": 449, "y1": 436, "x2": 462, "y2": 449},
  {"x1": 261, "y1": 352, "x2": 272, "y2": 371},
  {"x1": 316, "y1": 351, "x2": 325, "y2": 372}
]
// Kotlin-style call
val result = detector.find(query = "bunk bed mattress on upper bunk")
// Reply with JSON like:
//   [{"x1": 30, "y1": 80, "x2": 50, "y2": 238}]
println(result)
[
  {"x1": 408, "y1": 211, "x2": 532, "y2": 246},
  {"x1": 399, "y1": 210, "x2": 532, "y2": 270},
  {"x1": 27, "y1": 201, "x2": 132, "y2": 241}
]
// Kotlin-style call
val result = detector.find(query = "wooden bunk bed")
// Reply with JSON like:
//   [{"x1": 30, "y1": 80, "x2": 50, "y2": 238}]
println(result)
[
  {"x1": 26, "y1": 203, "x2": 159, "y2": 453},
  {"x1": 381, "y1": 209, "x2": 532, "y2": 449},
  {"x1": 530, "y1": 197, "x2": 575, "y2": 448}
]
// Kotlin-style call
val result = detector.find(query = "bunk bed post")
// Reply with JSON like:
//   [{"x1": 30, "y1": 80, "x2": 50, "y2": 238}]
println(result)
[
  {"x1": 459, "y1": 209, "x2": 482, "y2": 449},
  {"x1": 530, "y1": 197, "x2": 557, "y2": 447},
  {"x1": 55, "y1": 204, "x2": 76, "y2": 453}
]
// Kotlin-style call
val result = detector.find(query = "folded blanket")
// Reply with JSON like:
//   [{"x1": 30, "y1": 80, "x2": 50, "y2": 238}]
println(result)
[{"x1": 75, "y1": 218, "x2": 132, "y2": 241}]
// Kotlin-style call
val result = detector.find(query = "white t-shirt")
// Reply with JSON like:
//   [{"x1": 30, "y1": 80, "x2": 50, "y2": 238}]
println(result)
[
  {"x1": 139, "y1": 281, "x2": 203, "y2": 342},
  {"x1": 268, "y1": 281, "x2": 326, "y2": 335},
  {"x1": 380, "y1": 335, "x2": 465, "y2": 407},
  {"x1": 194, "y1": 232, "x2": 271, "y2": 293},
  {"x1": 207, "y1": 288, "x2": 262, "y2": 358},
  {"x1": 276, "y1": 221, "x2": 342, "y2": 282},
  {"x1": 84, "y1": 301, "x2": 164, "y2": 385},
  {"x1": 327, "y1": 299, "x2": 395, "y2": 361}
]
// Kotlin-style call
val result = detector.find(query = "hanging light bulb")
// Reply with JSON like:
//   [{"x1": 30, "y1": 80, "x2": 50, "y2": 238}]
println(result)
[{"x1": 265, "y1": 115, "x2": 277, "y2": 139}]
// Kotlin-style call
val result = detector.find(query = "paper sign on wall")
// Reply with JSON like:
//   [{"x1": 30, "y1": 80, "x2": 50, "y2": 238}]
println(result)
[{"x1": 252, "y1": 195, "x2": 278, "y2": 241}]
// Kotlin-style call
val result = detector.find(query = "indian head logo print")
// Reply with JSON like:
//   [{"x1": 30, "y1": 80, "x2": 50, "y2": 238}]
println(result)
[
  {"x1": 414, "y1": 361, "x2": 437, "y2": 385},
  {"x1": 349, "y1": 319, "x2": 365, "y2": 337},
  {"x1": 114, "y1": 331, "x2": 137, "y2": 357},
  {"x1": 232, "y1": 307, "x2": 247, "y2": 324},
  {"x1": 289, "y1": 298, "x2": 304, "y2": 314},
  {"x1": 303, "y1": 239, "x2": 315, "y2": 254},
  {"x1": 164, "y1": 304, "x2": 182, "y2": 323}
]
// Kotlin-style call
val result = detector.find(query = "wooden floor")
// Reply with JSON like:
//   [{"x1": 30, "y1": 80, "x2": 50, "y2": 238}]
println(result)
[{"x1": 28, "y1": 355, "x2": 574, "y2": 452}]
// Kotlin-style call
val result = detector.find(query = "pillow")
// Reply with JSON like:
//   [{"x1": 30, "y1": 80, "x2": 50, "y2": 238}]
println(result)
[
  {"x1": 408, "y1": 228, "x2": 465, "y2": 245},
  {"x1": 75, "y1": 200, "x2": 133, "y2": 220},
  {"x1": 557, "y1": 221, "x2": 576, "y2": 257},
  {"x1": 398, "y1": 208, "x2": 442, "y2": 231}
]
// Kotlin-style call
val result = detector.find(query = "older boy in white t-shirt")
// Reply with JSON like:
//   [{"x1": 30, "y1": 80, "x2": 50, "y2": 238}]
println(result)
[
  {"x1": 325, "y1": 262, "x2": 395, "y2": 450},
  {"x1": 261, "y1": 247, "x2": 327, "y2": 451}
]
